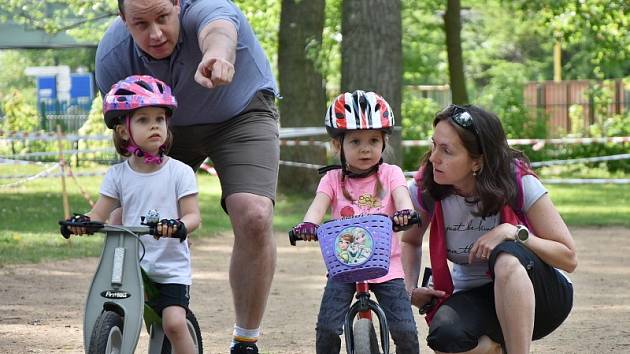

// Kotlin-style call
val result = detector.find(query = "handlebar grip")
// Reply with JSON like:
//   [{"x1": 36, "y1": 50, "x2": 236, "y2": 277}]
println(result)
[
  {"x1": 288, "y1": 230, "x2": 299, "y2": 246},
  {"x1": 392, "y1": 212, "x2": 421, "y2": 232},
  {"x1": 58, "y1": 220, "x2": 105, "y2": 238},
  {"x1": 288, "y1": 230, "x2": 318, "y2": 246},
  {"x1": 59, "y1": 222, "x2": 72, "y2": 239}
]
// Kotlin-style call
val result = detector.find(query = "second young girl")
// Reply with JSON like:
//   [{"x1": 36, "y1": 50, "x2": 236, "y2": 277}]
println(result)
[
  {"x1": 63, "y1": 75, "x2": 201, "y2": 354},
  {"x1": 292, "y1": 90, "x2": 420, "y2": 354}
]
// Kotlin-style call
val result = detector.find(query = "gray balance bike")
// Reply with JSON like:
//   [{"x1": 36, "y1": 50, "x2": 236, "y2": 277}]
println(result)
[{"x1": 59, "y1": 211, "x2": 203, "y2": 354}]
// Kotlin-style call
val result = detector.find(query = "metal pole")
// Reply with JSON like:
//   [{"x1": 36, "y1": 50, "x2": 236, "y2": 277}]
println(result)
[{"x1": 57, "y1": 124, "x2": 70, "y2": 219}]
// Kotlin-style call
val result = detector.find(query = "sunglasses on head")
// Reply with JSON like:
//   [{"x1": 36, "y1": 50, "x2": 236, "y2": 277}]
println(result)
[
  {"x1": 448, "y1": 104, "x2": 483, "y2": 153},
  {"x1": 450, "y1": 105, "x2": 475, "y2": 130}
]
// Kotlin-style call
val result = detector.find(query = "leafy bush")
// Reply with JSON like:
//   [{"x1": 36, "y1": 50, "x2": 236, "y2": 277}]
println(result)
[{"x1": 400, "y1": 90, "x2": 441, "y2": 171}]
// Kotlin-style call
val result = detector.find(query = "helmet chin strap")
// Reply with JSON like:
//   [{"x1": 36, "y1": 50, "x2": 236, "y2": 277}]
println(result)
[
  {"x1": 125, "y1": 115, "x2": 165, "y2": 165},
  {"x1": 317, "y1": 134, "x2": 383, "y2": 177}
]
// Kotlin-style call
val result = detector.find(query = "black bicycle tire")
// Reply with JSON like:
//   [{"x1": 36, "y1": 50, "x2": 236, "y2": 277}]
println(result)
[
  {"x1": 87, "y1": 311, "x2": 124, "y2": 354},
  {"x1": 160, "y1": 309, "x2": 204, "y2": 354},
  {"x1": 352, "y1": 318, "x2": 380, "y2": 354}
]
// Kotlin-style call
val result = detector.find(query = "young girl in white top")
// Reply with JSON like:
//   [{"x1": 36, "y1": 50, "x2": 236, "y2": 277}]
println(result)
[{"x1": 63, "y1": 75, "x2": 201, "y2": 354}]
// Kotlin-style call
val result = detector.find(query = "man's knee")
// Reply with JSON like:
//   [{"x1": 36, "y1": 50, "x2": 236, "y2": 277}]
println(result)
[{"x1": 227, "y1": 194, "x2": 273, "y2": 232}]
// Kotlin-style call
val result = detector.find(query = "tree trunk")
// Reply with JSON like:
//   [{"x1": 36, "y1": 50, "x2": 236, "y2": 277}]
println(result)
[
  {"x1": 341, "y1": 0, "x2": 402, "y2": 164},
  {"x1": 444, "y1": 0, "x2": 469, "y2": 104},
  {"x1": 277, "y1": 0, "x2": 327, "y2": 193}
]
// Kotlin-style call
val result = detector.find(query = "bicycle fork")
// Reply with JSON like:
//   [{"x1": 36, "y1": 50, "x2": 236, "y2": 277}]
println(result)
[{"x1": 343, "y1": 282, "x2": 390, "y2": 354}]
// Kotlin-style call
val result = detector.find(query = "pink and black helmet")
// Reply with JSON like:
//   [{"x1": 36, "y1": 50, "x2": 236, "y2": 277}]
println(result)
[
  {"x1": 103, "y1": 75, "x2": 177, "y2": 129},
  {"x1": 325, "y1": 90, "x2": 395, "y2": 138}
]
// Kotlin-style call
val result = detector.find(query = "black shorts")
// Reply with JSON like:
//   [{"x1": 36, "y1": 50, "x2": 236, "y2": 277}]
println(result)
[
  {"x1": 146, "y1": 283, "x2": 191, "y2": 315},
  {"x1": 169, "y1": 90, "x2": 280, "y2": 213},
  {"x1": 427, "y1": 241, "x2": 573, "y2": 353}
]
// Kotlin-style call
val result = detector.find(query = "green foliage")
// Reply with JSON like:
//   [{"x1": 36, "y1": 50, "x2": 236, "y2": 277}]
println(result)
[
  {"x1": 233, "y1": 0, "x2": 280, "y2": 73},
  {"x1": 402, "y1": 0, "x2": 447, "y2": 85},
  {"x1": 400, "y1": 90, "x2": 440, "y2": 170},
  {"x1": 507, "y1": 0, "x2": 630, "y2": 79},
  {"x1": 475, "y1": 61, "x2": 547, "y2": 139},
  {"x1": 2, "y1": 90, "x2": 39, "y2": 132},
  {"x1": 0, "y1": 0, "x2": 116, "y2": 42}
]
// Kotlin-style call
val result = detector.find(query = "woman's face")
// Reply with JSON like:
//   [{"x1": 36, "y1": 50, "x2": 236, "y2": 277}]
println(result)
[{"x1": 429, "y1": 120, "x2": 481, "y2": 196}]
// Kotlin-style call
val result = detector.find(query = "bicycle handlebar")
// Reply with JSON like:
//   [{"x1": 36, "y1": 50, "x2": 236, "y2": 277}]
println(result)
[
  {"x1": 288, "y1": 213, "x2": 421, "y2": 246},
  {"x1": 58, "y1": 220, "x2": 185, "y2": 242}
]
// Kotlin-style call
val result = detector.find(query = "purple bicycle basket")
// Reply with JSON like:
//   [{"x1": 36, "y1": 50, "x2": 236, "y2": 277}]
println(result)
[{"x1": 317, "y1": 214, "x2": 393, "y2": 283}]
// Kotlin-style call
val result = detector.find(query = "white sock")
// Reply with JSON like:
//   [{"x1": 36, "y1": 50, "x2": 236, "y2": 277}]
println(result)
[{"x1": 231, "y1": 325, "x2": 260, "y2": 346}]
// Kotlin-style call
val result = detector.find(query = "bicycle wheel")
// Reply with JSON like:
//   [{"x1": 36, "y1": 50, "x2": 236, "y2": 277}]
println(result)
[
  {"x1": 160, "y1": 310, "x2": 204, "y2": 354},
  {"x1": 352, "y1": 318, "x2": 380, "y2": 354},
  {"x1": 87, "y1": 310, "x2": 124, "y2": 354}
]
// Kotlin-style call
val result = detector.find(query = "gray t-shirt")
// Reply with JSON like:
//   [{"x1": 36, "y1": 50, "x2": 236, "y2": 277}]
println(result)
[
  {"x1": 408, "y1": 175, "x2": 547, "y2": 292},
  {"x1": 95, "y1": 0, "x2": 277, "y2": 126}
]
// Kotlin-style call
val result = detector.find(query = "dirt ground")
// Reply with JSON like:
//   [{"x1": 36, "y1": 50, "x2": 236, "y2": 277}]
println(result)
[{"x1": 1, "y1": 227, "x2": 629, "y2": 354}]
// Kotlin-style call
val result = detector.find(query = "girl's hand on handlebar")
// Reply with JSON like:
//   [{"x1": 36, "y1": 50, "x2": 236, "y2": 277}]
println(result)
[
  {"x1": 392, "y1": 209, "x2": 419, "y2": 232},
  {"x1": 291, "y1": 221, "x2": 319, "y2": 241},
  {"x1": 61, "y1": 213, "x2": 92, "y2": 237},
  {"x1": 156, "y1": 219, "x2": 187, "y2": 242}
]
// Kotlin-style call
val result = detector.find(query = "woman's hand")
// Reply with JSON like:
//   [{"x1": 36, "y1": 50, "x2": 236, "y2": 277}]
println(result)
[
  {"x1": 468, "y1": 223, "x2": 516, "y2": 264},
  {"x1": 409, "y1": 287, "x2": 447, "y2": 309}
]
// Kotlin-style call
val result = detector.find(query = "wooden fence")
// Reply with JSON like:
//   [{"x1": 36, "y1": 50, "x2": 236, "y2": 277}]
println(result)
[{"x1": 523, "y1": 79, "x2": 628, "y2": 136}]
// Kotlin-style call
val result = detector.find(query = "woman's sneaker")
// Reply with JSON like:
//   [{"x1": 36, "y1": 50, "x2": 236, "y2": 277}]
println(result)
[{"x1": 231, "y1": 342, "x2": 258, "y2": 354}]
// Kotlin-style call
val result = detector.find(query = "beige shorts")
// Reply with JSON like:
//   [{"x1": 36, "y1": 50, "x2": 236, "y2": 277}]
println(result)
[{"x1": 169, "y1": 91, "x2": 280, "y2": 212}]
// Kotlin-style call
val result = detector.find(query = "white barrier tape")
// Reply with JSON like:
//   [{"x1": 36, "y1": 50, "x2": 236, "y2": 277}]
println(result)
[
  {"x1": 401, "y1": 140, "x2": 432, "y2": 147},
  {"x1": 542, "y1": 178, "x2": 630, "y2": 184},
  {"x1": 2, "y1": 147, "x2": 115, "y2": 159},
  {"x1": 0, "y1": 169, "x2": 108, "y2": 180},
  {"x1": 401, "y1": 136, "x2": 630, "y2": 148},
  {"x1": 531, "y1": 154, "x2": 630, "y2": 167},
  {"x1": 199, "y1": 162, "x2": 218, "y2": 176},
  {"x1": 0, "y1": 163, "x2": 60, "y2": 188},
  {"x1": 1, "y1": 127, "x2": 328, "y2": 142},
  {"x1": 0, "y1": 133, "x2": 111, "y2": 143},
  {"x1": 279, "y1": 127, "x2": 327, "y2": 139},
  {"x1": 0, "y1": 157, "x2": 50, "y2": 165},
  {"x1": 402, "y1": 171, "x2": 630, "y2": 184},
  {"x1": 279, "y1": 140, "x2": 328, "y2": 147},
  {"x1": 508, "y1": 136, "x2": 630, "y2": 146},
  {"x1": 279, "y1": 160, "x2": 324, "y2": 170}
]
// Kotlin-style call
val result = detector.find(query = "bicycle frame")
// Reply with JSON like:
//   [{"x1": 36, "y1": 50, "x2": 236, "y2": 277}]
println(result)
[
  {"x1": 342, "y1": 281, "x2": 390, "y2": 354},
  {"x1": 83, "y1": 225, "x2": 147, "y2": 354}
]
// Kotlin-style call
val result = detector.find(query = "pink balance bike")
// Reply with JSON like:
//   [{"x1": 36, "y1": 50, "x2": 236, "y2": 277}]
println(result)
[{"x1": 289, "y1": 213, "x2": 419, "y2": 354}]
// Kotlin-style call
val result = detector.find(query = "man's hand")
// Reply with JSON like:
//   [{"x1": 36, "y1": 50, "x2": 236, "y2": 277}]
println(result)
[{"x1": 194, "y1": 56, "x2": 234, "y2": 89}]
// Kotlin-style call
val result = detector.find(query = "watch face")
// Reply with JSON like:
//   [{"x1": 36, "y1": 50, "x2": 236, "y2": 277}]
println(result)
[{"x1": 517, "y1": 227, "x2": 529, "y2": 241}]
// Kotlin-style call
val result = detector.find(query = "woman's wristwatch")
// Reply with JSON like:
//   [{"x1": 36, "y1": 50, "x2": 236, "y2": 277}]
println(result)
[{"x1": 514, "y1": 224, "x2": 530, "y2": 244}]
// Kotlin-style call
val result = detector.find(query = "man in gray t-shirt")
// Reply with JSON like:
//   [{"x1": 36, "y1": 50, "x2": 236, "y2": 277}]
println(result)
[{"x1": 96, "y1": 1, "x2": 279, "y2": 352}]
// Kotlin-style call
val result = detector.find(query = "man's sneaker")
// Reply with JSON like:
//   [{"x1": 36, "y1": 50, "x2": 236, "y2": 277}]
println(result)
[{"x1": 231, "y1": 342, "x2": 259, "y2": 354}]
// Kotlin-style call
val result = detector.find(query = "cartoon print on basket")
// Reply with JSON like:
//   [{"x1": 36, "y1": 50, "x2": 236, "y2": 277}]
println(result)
[{"x1": 334, "y1": 226, "x2": 374, "y2": 266}]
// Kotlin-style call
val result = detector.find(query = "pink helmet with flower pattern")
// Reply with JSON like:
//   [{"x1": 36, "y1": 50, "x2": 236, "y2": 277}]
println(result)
[{"x1": 103, "y1": 75, "x2": 177, "y2": 129}]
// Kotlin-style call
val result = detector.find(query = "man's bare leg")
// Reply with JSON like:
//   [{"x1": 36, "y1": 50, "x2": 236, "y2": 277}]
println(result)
[{"x1": 225, "y1": 192, "x2": 277, "y2": 330}]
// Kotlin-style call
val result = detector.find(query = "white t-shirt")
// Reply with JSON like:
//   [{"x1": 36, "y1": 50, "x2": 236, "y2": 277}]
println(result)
[
  {"x1": 100, "y1": 157, "x2": 198, "y2": 285},
  {"x1": 409, "y1": 175, "x2": 547, "y2": 292}
]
